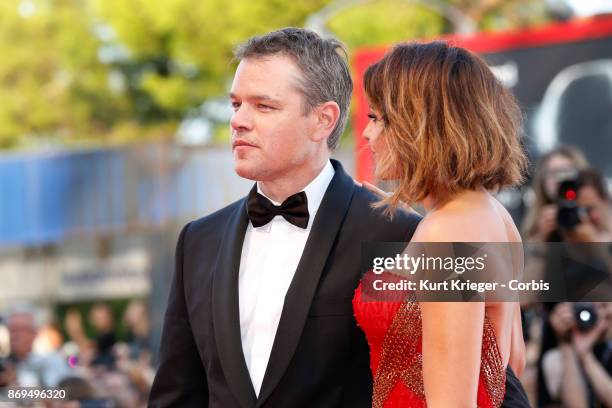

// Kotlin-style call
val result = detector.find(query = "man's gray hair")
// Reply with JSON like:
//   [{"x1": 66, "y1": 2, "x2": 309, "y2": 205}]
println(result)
[
  {"x1": 6, "y1": 302, "x2": 40, "y2": 328},
  {"x1": 235, "y1": 27, "x2": 353, "y2": 150}
]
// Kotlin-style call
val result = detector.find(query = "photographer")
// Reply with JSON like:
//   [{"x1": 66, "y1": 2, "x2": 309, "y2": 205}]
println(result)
[
  {"x1": 525, "y1": 167, "x2": 612, "y2": 294},
  {"x1": 543, "y1": 302, "x2": 612, "y2": 407},
  {"x1": 536, "y1": 169, "x2": 612, "y2": 407},
  {"x1": 519, "y1": 146, "x2": 590, "y2": 404},
  {"x1": 559, "y1": 169, "x2": 612, "y2": 243},
  {"x1": 523, "y1": 145, "x2": 589, "y2": 242}
]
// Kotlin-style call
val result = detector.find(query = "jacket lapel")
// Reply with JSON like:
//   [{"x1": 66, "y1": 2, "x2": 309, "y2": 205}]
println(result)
[
  {"x1": 256, "y1": 160, "x2": 356, "y2": 406},
  {"x1": 212, "y1": 198, "x2": 257, "y2": 408}
]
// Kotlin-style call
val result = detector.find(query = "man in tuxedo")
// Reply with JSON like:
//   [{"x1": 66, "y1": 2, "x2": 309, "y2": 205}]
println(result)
[{"x1": 148, "y1": 28, "x2": 529, "y2": 408}]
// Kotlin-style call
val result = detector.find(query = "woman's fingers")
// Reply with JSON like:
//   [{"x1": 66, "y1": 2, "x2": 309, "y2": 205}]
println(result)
[
  {"x1": 363, "y1": 181, "x2": 391, "y2": 197},
  {"x1": 363, "y1": 181, "x2": 420, "y2": 215}
]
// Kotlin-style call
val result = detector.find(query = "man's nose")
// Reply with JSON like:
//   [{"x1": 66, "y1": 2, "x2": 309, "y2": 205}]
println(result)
[{"x1": 230, "y1": 105, "x2": 253, "y2": 132}]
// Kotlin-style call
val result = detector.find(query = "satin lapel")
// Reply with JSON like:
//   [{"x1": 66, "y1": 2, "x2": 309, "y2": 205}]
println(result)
[
  {"x1": 212, "y1": 197, "x2": 257, "y2": 408},
  {"x1": 256, "y1": 160, "x2": 356, "y2": 406}
]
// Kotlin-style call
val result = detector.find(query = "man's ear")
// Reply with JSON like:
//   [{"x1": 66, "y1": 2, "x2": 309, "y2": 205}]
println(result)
[{"x1": 311, "y1": 101, "x2": 340, "y2": 143}]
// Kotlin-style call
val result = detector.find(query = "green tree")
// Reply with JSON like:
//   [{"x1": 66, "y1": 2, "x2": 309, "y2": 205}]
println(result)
[
  {"x1": 327, "y1": 1, "x2": 446, "y2": 50},
  {"x1": 0, "y1": 0, "x2": 551, "y2": 149},
  {"x1": 326, "y1": 0, "x2": 550, "y2": 50},
  {"x1": 0, "y1": 0, "x2": 131, "y2": 148},
  {"x1": 92, "y1": 0, "x2": 331, "y2": 123},
  {"x1": 449, "y1": 0, "x2": 550, "y2": 31}
]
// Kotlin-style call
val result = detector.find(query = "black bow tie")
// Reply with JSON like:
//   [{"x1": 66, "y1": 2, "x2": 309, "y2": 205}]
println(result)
[{"x1": 247, "y1": 186, "x2": 309, "y2": 229}]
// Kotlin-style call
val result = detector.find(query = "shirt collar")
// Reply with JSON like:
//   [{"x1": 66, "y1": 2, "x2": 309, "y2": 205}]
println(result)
[{"x1": 255, "y1": 160, "x2": 335, "y2": 230}]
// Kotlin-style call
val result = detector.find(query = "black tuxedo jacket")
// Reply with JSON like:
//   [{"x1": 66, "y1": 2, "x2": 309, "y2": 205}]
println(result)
[{"x1": 148, "y1": 160, "x2": 530, "y2": 408}]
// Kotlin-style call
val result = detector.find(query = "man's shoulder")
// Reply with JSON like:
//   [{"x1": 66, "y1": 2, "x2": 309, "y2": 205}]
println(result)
[
  {"x1": 186, "y1": 197, "x2": 246, "y2": 237},
  {"x1": 349, "y1": 183, "x2": 422, "y2": 239},
  {"x1": 351, "y1": 183, "x2": 422, "y2": 224}
]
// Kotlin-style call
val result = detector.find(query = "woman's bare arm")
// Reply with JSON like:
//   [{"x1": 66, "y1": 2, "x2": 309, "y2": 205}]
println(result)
[
  {"x1": 415, "y1": 214, "x2": 488, "y2": 408},
  {"x1": 421, "y1": 301, "x2": 485, "y2": 408}
]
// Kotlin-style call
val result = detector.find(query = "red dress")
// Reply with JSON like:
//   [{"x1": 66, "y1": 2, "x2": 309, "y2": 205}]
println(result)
[{"x1": 353, "y1": 272, "x2": 506, "y2": 408}]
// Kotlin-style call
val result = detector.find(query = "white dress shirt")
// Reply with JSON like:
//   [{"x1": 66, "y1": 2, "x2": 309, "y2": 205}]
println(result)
[{"x1": 238, "y1": 160, "x2": 335, "y2": 396}]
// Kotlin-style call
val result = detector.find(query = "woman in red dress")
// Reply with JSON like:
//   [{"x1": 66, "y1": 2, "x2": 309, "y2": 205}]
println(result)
[{"x1": 353, "y1": 41, "x2": 528, "y2": 408}]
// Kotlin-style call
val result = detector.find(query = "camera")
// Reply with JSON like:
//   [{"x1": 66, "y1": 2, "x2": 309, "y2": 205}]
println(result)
[
  {"x1": 574, "y1": 302, "x2": 598, "y2": 332},
  {"x1": 556, "y1": 178, "x2": 587, "y2": 230}
]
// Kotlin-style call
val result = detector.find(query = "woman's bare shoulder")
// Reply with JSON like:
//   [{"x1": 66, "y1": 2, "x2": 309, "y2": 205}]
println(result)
[
  {"x1": 413, "y1": 203, "x2": 494, "y2": 242},
  {"x1": 491, "y1": 198, "x2": 523, "y2": 243},
  {"x1": 414, "y1": 193, "x2": 522, "y2": 243},
  {"x1": 413, "y1": 211, "x2": 469, "y2": 242}
]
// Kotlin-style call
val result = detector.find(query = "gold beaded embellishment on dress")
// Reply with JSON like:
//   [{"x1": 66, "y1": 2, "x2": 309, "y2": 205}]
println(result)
[
  {"x1": 371, "y1": 298, "x2": 506, "y2": 408},
  {"x1": 372, "y1": 296, "x2": 423, "y2": 408},
  {"x1": 480, "y1": 316, "x2": 506, "y2": 408}
]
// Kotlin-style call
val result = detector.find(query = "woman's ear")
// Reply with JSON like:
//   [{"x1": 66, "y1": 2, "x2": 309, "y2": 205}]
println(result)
[{"x1": 311, "y1": 101, "x2": 340, "y2": 143}]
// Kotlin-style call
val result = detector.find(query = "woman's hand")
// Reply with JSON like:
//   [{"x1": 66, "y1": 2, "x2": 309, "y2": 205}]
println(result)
[
  {"x1": 572, "y1": 318, "x2": 607, "y2": 357},
  {"x1": 361, "y1": 181, "x2": 420, "y2": 215},
  {"x1": 536, "y1": 204, "x2": 557, "y2": 241}
]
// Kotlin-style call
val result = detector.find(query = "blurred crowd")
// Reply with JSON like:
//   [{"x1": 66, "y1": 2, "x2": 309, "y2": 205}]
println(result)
[
  {"x1": 0, "y1": 145, "x2": 611, "y2": 408},
  {"x1": 0, "y1": 300, "x2": 153, "y2": 407},
  {"x1": 520, "y1": 145, "x2": 612, "y2": 407}
]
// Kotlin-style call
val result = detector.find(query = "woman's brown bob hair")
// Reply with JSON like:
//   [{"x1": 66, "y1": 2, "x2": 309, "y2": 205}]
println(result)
[{"x1": 364, "y1": 41, "x2": 528, "y2": 211}]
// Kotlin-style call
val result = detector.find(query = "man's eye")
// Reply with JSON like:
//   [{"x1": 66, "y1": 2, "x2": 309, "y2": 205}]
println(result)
[
  {"x1": 231, "y1": 102, "x2": 240, "y2": 110},
  {"x1": 258, "y1": 104, "x2": 273, "y2": 110}
]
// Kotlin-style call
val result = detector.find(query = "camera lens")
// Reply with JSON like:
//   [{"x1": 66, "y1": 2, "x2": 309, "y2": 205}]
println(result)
[
  {"x1": 578, "y1": 309, "x2": 592, "y2": 322},
  {"x1": 574, "y1": 302, "x2": 598, "y2": 331}
]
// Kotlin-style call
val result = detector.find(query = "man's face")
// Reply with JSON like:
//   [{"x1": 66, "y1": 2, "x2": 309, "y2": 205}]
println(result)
[
  {"x1": 230, "y1": 54, "x2": 319, "y2": 182},
  {"x1": 8, "y1": 314, "x2": 36, "y2": 360}
]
